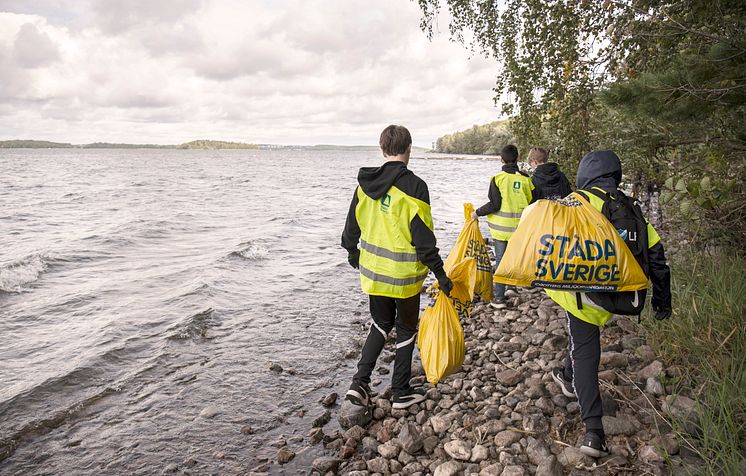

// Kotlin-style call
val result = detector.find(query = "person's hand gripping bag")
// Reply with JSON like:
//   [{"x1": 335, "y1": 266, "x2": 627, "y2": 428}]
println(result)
[
  {"x1": 444, "y1": 203, "x2": 492, "y2": 302},
  {"x1": 494, "y1": 194, "x2": 648, "y2": 292},
  {"x1": 418, "y1": 258, "x2": 475, "y2": 385}
]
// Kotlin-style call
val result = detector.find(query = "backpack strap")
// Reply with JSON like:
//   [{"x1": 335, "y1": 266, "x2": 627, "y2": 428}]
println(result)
[
  {"x1": 576, "y1": 190, "x2": 590, "y2": 202},
  {"x1": 586, "y1": 187, "x2": 613, "y2": 202}
]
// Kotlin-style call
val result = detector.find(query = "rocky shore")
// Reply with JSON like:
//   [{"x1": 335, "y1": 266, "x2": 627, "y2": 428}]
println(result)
[{"x1": 276, "y1": 287, "x2": 703, "y2": 475}]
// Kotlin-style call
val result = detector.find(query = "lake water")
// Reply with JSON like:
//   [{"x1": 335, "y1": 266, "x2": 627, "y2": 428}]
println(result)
[{"x1": 0, "y1": 148, "x2": 501, "y2": 474}]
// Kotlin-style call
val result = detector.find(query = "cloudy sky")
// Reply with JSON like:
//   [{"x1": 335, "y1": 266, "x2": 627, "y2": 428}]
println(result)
[{"x1": 0, "y1": 0, "x2": 502, "y2": 146}]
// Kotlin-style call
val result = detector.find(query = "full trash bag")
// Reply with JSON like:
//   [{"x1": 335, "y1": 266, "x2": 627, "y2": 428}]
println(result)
[
  {"x1": 494, "y1": 193, "x2": 648, "y2": 292},
  {"x1": 419, "y1": 258, "x2": 475, "y2": 384},
  {"x1": 444, "y1": 203, "x2": 493, "y2": 302}
]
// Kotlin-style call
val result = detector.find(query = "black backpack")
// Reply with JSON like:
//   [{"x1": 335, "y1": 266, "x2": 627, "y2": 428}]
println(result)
[{"x1": 576, "y1": 188, "x2": 649, "y2": 316}]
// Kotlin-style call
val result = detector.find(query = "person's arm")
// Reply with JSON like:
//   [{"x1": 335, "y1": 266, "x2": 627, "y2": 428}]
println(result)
[
  {"x1": 475, "y1": 179, "x2": 501, "y2": 216},
  {"x1": 341, "y1": 188, "x2": 361, "y2": 267},
  {"x1": 529, "y1": 177, "x2": 539, "y2": 204},
  {"x1": 648, "y1": 242, "x2": 672, "y2": 318}
]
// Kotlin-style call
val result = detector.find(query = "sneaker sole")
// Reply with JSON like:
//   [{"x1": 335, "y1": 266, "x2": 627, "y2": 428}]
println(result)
[
  {"x1": 551, "y1": 372, "x2": 577, "y2": 399},
  {"x1": 579, "y1": 445, "x2": 609, "y2": 458},
  {"x1": 392, "y1": 394, "x2": 425, "y2": 409},
  {"x1": 489, "y1": 303, "x2": 507, "y2": 310}
]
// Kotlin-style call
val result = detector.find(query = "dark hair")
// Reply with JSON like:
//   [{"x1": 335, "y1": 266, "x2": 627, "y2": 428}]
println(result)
[
  {"x1": 379, "y1": 125, "x2": 412, "y2": 156},
  {"x1": 500, "y1": 144, "x2": 519, "y2": 163}
]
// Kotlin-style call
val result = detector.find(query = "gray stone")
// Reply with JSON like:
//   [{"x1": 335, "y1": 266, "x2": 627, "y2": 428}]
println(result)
[
  {"x1": 652, "y1": 433, "x2": 680, "y2": 456},
  {"x1": 338, "y1": 400, "x2": 371, "y2": 429},
  {"x1": 558, "y1": 446, "x2": 588, "y2": 467},
  {"x1": 639, "y1": 360, "x2": 664, "y2": 379},
  {"x1": 434, "y1": 460, "x2": 462, "y2": 476},
  {"x1": 479, "y1": 463, "x2": 504, "y2": 476},
  {"x1": 496, "y1": 369, "x2": 522, "y2": 386},
  {"x1": 199, "y1": 406, "x2": 220, "y2": 418},
  {"x1": 343, "y1": 425, "x2": 366, "y2": 442},
  {"x1": 390, "y1": 459, "x2": 403, "y2": 473},
  {"x1": 312, "y1": 457, "x2": 341, "y2": 474},
  {"x1": 646, "y1": 377, "x2": 665, "y2": 396},
  {"x1": 494, "y1": 430, "x2": 521, "y2": 447},
  {"x1": 162, "y1": 464, "x2": 178, "y2": 474},
  {"x1": 399, "y1": 422, "x2": 424, "y2": 454},
  {"x1": 600, "y1": 351, "x2": 628, "y2": 368},
  {"x1": 444, "y1": 439, "x2": 471, "y2": 461},
  {"x1": 501, "y1": 465, "x2": 525, "y2": 476},
  {"x1": 602, "y1": 415, "x2": 640, "y2": 436},
  {"x1": 430, "y1": 414, "x2": 454, "y2": 434},
  {"x1": 477, "y1": 419, "x2": 507, "y2": 436},
  {"x1": 639, "y1": 445, "x2": 665, "y2": 463},
  {"x1": 276, "y1": 447, "x2": 295, "y2": 464},
  {"x1": 377, "y1": 440, "x2": 400, "y2": 459},
  {"x1": 321, "y1": 392, "x2": 338, "y2": 407},
  {"x1": 526, "y1": 437, "x2": 552, "y2": 465},
  {"x1": 535, "y1": 455, "x2": 562, "y2": 476},
  {"x1": 403, "y1": 461, "x2": 425, "y2": 474},
  {"x1": 522, "y1": 413, "x2": 548, "y2": 433},
  {"x1": 366, "y1": 457, "x2": 389, "y2": 473},
  {"x1": 312, "y1": 409, "x2": 332, "y2": 428},
  {"x1": 470, "y1": 444, "x2": 489, "y2": 462},
  {"x1": 423, "y1": 435, "x2": 439, "y2": 454}
]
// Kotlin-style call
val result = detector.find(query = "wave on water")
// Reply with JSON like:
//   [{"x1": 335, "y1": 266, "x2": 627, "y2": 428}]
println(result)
[
  {"x1": 0, "y1": 254, "x2": 48, "y2": 293},
  {"x1": 229, "y1": 242, "x2": 269, "y2": 261},
  {"x1": 167, "y1": 308, "x2": 218, "y2": 341}
]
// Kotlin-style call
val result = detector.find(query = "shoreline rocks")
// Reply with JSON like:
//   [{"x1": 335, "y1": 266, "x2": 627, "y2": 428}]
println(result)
[{"x1": 295, "y1": 287, "x2": 701, "y2": 475}]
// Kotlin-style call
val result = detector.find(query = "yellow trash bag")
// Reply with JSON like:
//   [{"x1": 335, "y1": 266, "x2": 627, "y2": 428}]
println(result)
[
  {"x1": 494, "y1": 193, "x2": 648, "y2": 292},
  {"x1": 444, "y1": 203, "x2": 493, "y2": 302},
  {"x1": 419, "y1": 258, "x2": 475, "y2": 384}
]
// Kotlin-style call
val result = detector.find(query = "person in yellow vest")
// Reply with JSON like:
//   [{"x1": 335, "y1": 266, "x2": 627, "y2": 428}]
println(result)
[
  {"x1": 472, "y1": 144, "x2": 534, "y2": 309},
  {"x1": 547, "y1": 150, "x2": 672, "y2": 458},
  {"x1": 341, "y1": 125, "x2": 453, "y2": 412}
]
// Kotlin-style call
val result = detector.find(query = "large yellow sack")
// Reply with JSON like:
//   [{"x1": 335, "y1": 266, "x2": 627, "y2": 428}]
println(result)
[
  {"x1": 419, "y1": 258, "x2": 475, "y2": 384},
  {"x1": 494, "y1": 193, "x2": 648, "y2": 292},
  {"x1": 444, "y1": 203, "x2": 493, "y2": 302}
]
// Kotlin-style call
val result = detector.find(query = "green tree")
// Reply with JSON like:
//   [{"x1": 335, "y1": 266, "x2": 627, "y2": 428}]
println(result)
[{"x1": 417, "y1": 0, "x2": 746, "y2": 243}]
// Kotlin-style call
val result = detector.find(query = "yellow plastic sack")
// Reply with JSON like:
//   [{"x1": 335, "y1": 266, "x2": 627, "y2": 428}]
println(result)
[
  {"x1": 444, "y1": 203, "x2": 493, "y2": 302},
  {"x1": 494, "y1": 193, "x2": 648, "y2": 292},
  {"x1": 419, "y1": 258, "x2": 474, "y2": 384}
]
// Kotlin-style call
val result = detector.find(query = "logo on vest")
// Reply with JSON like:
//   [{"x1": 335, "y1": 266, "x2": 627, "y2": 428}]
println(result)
[
  {"x1": 380, "y1": 194, "x2": 391, "y2": 213},
  {"x1": 513, "y1": 181, "x2": 521, "y2": 190}
]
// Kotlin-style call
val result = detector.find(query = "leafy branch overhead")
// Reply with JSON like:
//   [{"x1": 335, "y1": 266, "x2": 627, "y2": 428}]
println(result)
[{"x1": 417, "y1": 0, "x2": 745, "y2": 244}]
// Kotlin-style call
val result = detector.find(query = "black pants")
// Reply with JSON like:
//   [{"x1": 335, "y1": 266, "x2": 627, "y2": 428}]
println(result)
[
  {"x1": 563, "y1": 311, "x2": 604, "y2": 434},
  {"x1": 353, "y1": 293, "x2": 420, "y2": 396}
]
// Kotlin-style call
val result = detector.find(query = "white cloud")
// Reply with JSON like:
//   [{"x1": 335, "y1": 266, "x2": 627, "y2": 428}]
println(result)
[{"x1": 0, "y1": 1, "x2": 503, "y2": 146}]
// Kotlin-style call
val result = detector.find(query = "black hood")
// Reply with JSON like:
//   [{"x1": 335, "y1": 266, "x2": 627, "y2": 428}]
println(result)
[
  {"x1": 576, "y1": 150, "x2": 622, "y2": 191},
  {"x1": 357, "y1": 161, "x2": 411, "y2": 199},
  {"x1": 533, "y1": 162, "x2": 563, "y2": 185}
]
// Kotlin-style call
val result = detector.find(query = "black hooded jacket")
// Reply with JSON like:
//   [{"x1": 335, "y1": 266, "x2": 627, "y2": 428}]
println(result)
[
  {"x1": 341, "y1": 161, "x2": 447, "y2": 280},
  {"x1": 577, "y1": 150, "x2": 672, "y2": 310},
  {"x1": 531, "y1": 162, "x2": 572, "y2": 200}
]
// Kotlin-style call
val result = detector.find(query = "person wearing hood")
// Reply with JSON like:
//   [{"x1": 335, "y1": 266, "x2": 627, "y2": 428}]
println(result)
[
  {"x1": 341, "y1": 125, "x2": 453, "y2": 412},
  {"x1": 527, "y1": 146, "x2": 572, "y2": 199},
  {"x1": 471, "y1": 144, "x2": 534, "y2": 309},
  {"x1": 546, "y1": 150, "x2": 672, "y2": 458}
]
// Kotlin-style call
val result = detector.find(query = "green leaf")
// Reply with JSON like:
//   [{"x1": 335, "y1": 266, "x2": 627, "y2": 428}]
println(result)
[
  {"x1": 680, "y1": 200, "x2": 692, "y2": 216},
  {"x1": 660, "y1": 191, "x2": 674, "y2": 205},
  {"x1": 686, "y1": 181, "x2": 700, "y2": 198},
  {"x1": 664, "y1": 177, "x2": 674, "y2": 190},
  {"x1": 675, "y1": 178, "x2": 687, "y2": 192},
  {"x1": 700, "y1": 176, "x2": 712, "y2": 192}
]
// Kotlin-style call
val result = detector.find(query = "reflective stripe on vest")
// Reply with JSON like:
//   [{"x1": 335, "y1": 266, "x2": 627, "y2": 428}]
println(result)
[
  {"x1": 355, "y1": 185, "x2": 432, "y2": 298},
  {"x1": 486, "y1": 171, "x2": 534, "y2": 241}
]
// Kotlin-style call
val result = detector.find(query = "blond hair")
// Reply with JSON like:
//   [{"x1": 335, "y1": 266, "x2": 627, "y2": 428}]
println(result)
[{"x1": 528, "y1": 146, "x2": 550, "y2": 164}]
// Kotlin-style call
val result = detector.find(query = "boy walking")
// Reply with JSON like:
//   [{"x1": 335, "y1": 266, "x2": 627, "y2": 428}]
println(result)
[
  {"x1": 546, "y1": 150, "x2": 672, "y2": 457},
  {"x1": 341, "y1": 125, "x2": 453, "y2": 412},
  {"x1": 472, "y1": 145, "x2": 534, "y2": 308},
  {"x1": 527, "y1": 146, "x2": 573, "y2": 199}
]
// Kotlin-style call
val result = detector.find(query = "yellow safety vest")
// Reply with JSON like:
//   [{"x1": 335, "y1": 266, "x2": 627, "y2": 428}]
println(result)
[
  {"x1": 356, "y1": 185, "x2": 432, "y2": 298},
  {"x1": 546, "y1": 187, "x2": 662, "y2": 326},
  {"x1": 486, "y1": 172, "x2": 534, "y2": 241}
]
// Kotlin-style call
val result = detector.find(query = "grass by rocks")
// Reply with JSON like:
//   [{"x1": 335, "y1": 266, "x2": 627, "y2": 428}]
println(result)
[{"x1": 640, "y1": 252, "x2": 746, "y2": 476}]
